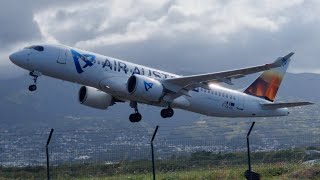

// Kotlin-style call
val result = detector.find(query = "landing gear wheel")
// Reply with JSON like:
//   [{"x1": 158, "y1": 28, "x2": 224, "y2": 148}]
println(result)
[
  {"x1": 129, "y1": 113, "x2": 142, "y2": 122},
  {"x1": 28, "y1": 85, "x2": 37, "y2": 91},
  {"x1": 167, "y1": 108, "x2": 174, "y2": 117},
  {"x1": 135, "y1": 113, "x2": 142, "y2": 121},
  {"x1": 161, "y1": 108, "x2": 174, "y2": 118},
  {"x1": 161, "y1": 109, "x2": 168, "y2": 118},
  {"x1": 129, "y1": 101, "x2": 142, "y2": 123},
  {"x1": 28, "y1": 71, "x2": 40, "y2": 92},
  {"x1": 129, "y1": 114, "x2": 135, "y2": 122}
]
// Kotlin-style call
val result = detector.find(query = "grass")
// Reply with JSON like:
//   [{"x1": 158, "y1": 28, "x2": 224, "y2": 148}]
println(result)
[
  {"x1": 2, "y1": 163, "x2": 320, "y2": 180},
  {"x1": 2, "y1": 148, "x2": 320, "y2": 179},
  {"x1": 79, "y1": 164, "x2": 320, "y2": 180}
]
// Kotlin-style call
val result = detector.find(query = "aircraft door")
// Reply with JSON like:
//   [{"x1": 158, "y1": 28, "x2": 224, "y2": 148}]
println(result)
[{"x1": 57, "y1": 49, "x2": 68, "y2": 64}]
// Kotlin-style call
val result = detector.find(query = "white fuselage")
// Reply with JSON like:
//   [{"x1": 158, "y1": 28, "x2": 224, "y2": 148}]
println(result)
[{"x1": 9, "y1": 44, "x2": 289, "y2": 117}]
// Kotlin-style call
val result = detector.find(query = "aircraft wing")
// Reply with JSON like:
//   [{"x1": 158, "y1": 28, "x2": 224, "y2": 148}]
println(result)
[
  {"x1": 261, "y1": 102, "x2": 314, "y2": 110},
  {"x1": 162, "y1": 53, "x2": 294, "y2": 92}
]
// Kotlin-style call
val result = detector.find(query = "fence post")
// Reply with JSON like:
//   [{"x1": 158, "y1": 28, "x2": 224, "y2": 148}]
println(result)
[
  {"x1": 244, "y1": 122, "x2": 260, "y2": 180},
  {"x1": 151, "y1": 125, "x2": 159, "y2": 180},
  {"x1": 247, "y1": 122, "x2": 254, "y2": 176},
  {"x1": 46, "y1": 128, "x2": 54, "y2": 180}
]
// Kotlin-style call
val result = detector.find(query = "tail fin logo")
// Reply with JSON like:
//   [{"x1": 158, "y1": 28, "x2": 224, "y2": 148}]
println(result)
[
  {"x1": 71, "y1": 49, "x2": 96, "y2": 74},
  {"x1": 144, "y1": 81, "x2": 153, "y2": 91},
  {"x1": 244, "y1": 56, "x2": 291, "y2": 102},
  {"x1": 244, "y1": 72, "x2": 283, "y2": 102}
]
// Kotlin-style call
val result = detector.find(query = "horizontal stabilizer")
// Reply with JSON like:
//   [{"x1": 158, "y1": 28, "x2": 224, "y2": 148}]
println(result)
[{"x1": 261, "y1": 102, "x2": 314, "y2": 110}]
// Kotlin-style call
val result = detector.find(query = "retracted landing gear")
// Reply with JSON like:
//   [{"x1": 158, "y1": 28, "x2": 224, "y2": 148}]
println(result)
[
  {"x1": 28, "y1": 71, "x2": 40, "y2": 92},
  {"x1": 129, "y1": 101, "x2": 142, "y2": 123},
  {"x1": 161, "y1": 107, "x2": 174, "y2": 118}
]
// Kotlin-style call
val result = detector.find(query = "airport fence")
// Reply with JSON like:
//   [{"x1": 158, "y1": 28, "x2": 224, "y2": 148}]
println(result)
[{"x1": 1, "y1": 124, "x2": 320, "y2": 179}]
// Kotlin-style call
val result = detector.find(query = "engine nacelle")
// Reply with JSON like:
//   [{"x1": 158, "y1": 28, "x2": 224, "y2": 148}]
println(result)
[
  {"x1": 127, "y1": 74, "x2": 164, "y2": 102},
  {"x1": 78, "y1": 86, "x2": 113, "y2": 109}
]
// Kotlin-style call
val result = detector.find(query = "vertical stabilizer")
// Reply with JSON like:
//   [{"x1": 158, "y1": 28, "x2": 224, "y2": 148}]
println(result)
[{"x1": 244, "y1": 53, "x2": 294, "y2": 102}]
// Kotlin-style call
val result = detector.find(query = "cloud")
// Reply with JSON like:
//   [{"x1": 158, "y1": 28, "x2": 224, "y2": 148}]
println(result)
[
  {"x1": 34, "y1": 0, "x2": 295, "y2": 48},
  {"x1": 1, "y1": 0, "x2": 320, "y2": 77},
  {"x1": 0, "y1": 1, "x2": 41, "y2": 47}
]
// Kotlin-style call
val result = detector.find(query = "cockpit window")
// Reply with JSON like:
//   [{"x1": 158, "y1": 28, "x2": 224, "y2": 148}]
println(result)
[
  {"x1": 34, "y1": 46, "x2": 44, "y2": 51},
  {"x1": 24, "y1": 45, "x2": 44, "y2": 51}
]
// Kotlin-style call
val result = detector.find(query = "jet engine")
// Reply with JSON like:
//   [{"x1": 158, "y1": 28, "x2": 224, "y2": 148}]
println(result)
[
  {"x1": 127, "y1": 74, "x2": 164, "y2": 102},
  {"x1": 78, "y1": 86, "x2": 113, "y2": 109}
]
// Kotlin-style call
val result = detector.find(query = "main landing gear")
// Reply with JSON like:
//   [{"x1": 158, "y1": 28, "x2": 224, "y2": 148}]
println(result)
[
  {"x1": 129, "y1": 101, "x2": 142, "y2": 123},
  {"x1": 28, "y1": 71, "x2": 40, "y2": 91},
  {"x1": 161, "y1": 107, "x2": 174, "y2": 118},
  {"x1": 128, "y1": 102, "x2": 175, "y2": 122}
]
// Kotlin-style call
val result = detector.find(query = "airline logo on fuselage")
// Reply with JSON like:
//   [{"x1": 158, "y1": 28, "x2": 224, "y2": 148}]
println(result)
[{"x1": 71, "y1": 49, "x2": 96, "y2": 74}]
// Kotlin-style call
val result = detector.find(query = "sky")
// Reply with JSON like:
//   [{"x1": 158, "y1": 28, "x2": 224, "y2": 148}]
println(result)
[{"x1": 1, "y1": 0, "x2": 320, "y2": 79}]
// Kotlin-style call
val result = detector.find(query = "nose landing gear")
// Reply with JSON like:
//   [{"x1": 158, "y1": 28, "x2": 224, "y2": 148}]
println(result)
[{"x1": 28, "y1": 71, "x2": 40, "y2": 92}]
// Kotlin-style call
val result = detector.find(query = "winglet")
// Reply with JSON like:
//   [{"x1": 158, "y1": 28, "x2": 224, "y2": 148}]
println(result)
[
  {"x1": 283, "y1": 52, "x2": 294, "y2": 60},
  {"x1": 272, "y1": 52, "x2": 294, "y2": 67}
]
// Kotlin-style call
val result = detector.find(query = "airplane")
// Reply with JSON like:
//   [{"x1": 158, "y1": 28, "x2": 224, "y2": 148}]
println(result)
[{"x1": 9, "y1": 44, "x2": 313, "y2": 122}]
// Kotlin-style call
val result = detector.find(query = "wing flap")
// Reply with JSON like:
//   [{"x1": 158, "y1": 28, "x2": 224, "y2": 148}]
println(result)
[{"x1": 261, "y1": 102, "x2": 314, "y2": 110}]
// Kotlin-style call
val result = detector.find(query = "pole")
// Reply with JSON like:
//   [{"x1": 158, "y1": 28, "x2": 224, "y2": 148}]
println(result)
[
  {"x1": 46, "y1": 128, "x2": 54, "y2": 180},
  {"x1": 247, "y1": 122, "x2": 255, "y2": 180},
  {"x1": 151, "y1": 126, "x2": 159, "y2": 180}
]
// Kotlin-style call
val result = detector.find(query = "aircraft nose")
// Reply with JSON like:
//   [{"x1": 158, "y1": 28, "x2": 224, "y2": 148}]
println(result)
[
  {"x1": 9, "y1": 52, "x2": 19, "y2": 63},
  {"x1": 9, "y1": 51, "x2": 23, "y2": 65}
]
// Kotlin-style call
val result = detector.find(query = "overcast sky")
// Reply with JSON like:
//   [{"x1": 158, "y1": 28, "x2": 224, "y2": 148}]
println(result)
[{"x1": 1, "y1": 0, "x2": 320, "y2": 79}]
